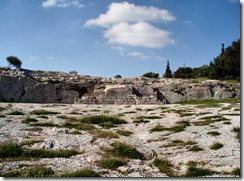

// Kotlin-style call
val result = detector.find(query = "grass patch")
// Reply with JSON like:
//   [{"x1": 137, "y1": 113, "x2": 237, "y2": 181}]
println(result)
[
  {"x1": 150, "y1": 121, "x2": 189, "y2": 133},
  {"x1": 98, "y1": 121, "x2": 115, "y2": 129},
  {"x1": 104, "y1": 142, "x2": 143, "y2": 160},
  {"x1": 116, "y1": 130, "x2": 133, "y2": 136},
  {"x1": 147, "y1": 137, "x2": 168, "y2": 143},
  {"x1": 103, "y1": 110, "x2": 111, "y2": 114},
  {"x1": 30, "y1": 121, "x2": 58, "y2": 127},
  {"x1": 0, "y1": 114, "x2": 6, "y2": 117},
  {"x1": 0, "y1": 141, "x2": 23, "y2": 158},
  {"x1": 6, "y1": 119, "x2": 12, "y2": 122},
  {"x1": 22, "y1": 149, "x2": 80, "y2": 158},
  {"x1": 0, "y1": 107, "x2": 6, "y2": 112},
  {"x1": 69, "y1": 111, "x2": 79, "y2": 114},
  {"x1": 97, "y1": 158, "x2": 126, "y2": 170},
  {"x1": 162, "y1": 140, "x2": 197, "y2": 148},
  {"x1": 135, "y1": 108, "x2": 142, "y2": 111},
  {"x1": 184, "y1": 161, "x2": 214, "y2": 177},
  {"x1": 207, "y1": 131, "x2": 220, "y2": 136},
  {"x1": 175, "y1": 98, "x2": 240, "y2": 105},
  {"x1": 7, "y1": 110, "x2": 24, "y2": 115},
  {"x1": 21, "y1": 117, "x2": 38, "y2": 124},
  {"x1": 210, "y1": 142, "x2": 223, "y2": 150},
  {"x1": 135, "y1": 116, "x2": 162, "y2": 120},
  {"x1": 193, "y1": 115, "x2": 229, "y2": 126},
  {"x1": 123, "y1": 111, "x2": 137, "y2": 114},
  {"x1": 37, "y1": 115, "x2": 48, "y2": 119},
  {"x1": 132, "y1": 118, "x2": 150, "y2": 124},
  {"x1": 222, "y1": 121, "x2": 231, "y2": 125},
  {"x1": 57, "y1": 115, "x2": 69, "y2": 119},
  {"x1": 25, "y1": 127, "x2": 43, "y2": 132},
  {"x1": 232, "y1": 127, "x2": 240, "y2": 142},
  {"x1": 231, "y1": 167, "x2": 240, "y2": 176},
  {"x1": 2, "y1": 166, "x2": 54, "y2": 177},
  {"x1": 188, "y1": 146, "x2": 203, "y2": 152},
  {"x1": 89, "y1": 109, "x2": 100, "y2": 112},
  {"x1": 79, "y1": 115, "x2": 127, "y2": 125},
  {"x1": 68, "y1": 130, "x2": 82, "y2": 134},
  {"x1": 30, "y1": 110, "x2": 60, "y2": 115},
  {"x1": 20, "y1": 139, "x2": 43, "y2": 146},
  {"x1": 60, "y1": 168, "x2": 101, "y2": 177},
  {"x1": 153, "y1": 158, "x2": 176, "y2": 177},
  {"x1": 62, "y1": 121, "x2": 95, "y2": 131},
  {"x1": 93, "y1": 130, "x2": 119, "y2": 140}
]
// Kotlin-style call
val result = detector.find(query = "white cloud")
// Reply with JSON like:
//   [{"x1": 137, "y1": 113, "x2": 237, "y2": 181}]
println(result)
[
  {"x1": 128, "y1": 51, "x2": 149, "y2": 60},
  {"x1": 30, "y1": 56, "x2": 40, "y2": 60},
  {"x1": 42, "y1": 0, "x2": 83, "y2": 8},
  {"x1": 155, "y1": 56, "x2": 165, "y2": 60},
  {"x1": 103, "y1": 22, "x2": 175, "y2": 48},
  {"x1": 84, "y1": 2, "x2": 176, "y2": 28},
  {"x1": 183, "y1": 20, "x2": 193, "y2": 25},
  {"x1": 47, "y1": 56, "x2": 55, "y2": 59},
  {"x1": 110, "y1": 46, "x2": 125, "y2": 56}
]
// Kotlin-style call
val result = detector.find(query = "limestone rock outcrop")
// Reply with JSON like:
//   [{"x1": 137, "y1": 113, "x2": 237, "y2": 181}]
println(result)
[{"x1": 0, "y1": 68, "x2": 240, "y2": 104}]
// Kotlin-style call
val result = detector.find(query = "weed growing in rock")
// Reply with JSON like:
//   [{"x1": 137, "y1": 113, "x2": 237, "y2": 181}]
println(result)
[
  {"x1": 22, "y1": 149, "x2": 80, "y2": 158},
  {"x1": 0, "y1": 141, "x2": 23, "y2": 158},
  {"x1": 31, "y1": 121, "x2": 58, "y2": 127},
  {"x1": 116, "y1": 130, "x2": 133, "y2": 136},
  {"x1": 153, "y1": 158, "x2": 176, "y2": 177},
  {"x1": 104, "y1": 142, "x2": 143, "y2": 160},
  {"x1": 57, "y1": 115, "x2": 69, "y2": 119},
  {"x1": 135, "y1": 108, "x2": 142, "y2": 111},
  {"x1": 232, "y1": 127, "x2": 240, "y2": 142},
  {"x1": 60, "y1": 168, "x2": 101, "y2": 177},
  {"x1": 150, "y1": 121, "x2": 189, "y2": 133},
  {"x1": 7, "y1": 110, "x2": 24, "y2": 115},
  {"x1": 20, "y1": 139, "x2": 43, "y2": 146},
  {"x1": 222, "y1": 121, "x2": 231, "y2": 125},
  {"x1": 193, "y1": 115, "x2": 229, "y2": 126},
  {"x1": 207, "y1": 131, "x2": 220, "y2": 136},
  {"x1": 97, "y1": 158, "x2": 126, "y2": 170},
  {"x1": 30, "y1": 110, "x2": 60, "y2": 115},
  {"x1": 210, "y1": 142, "x2": 223, "y2": 150},
  {"x1": 89, "y1": 109, "x2": 100, "y2": 112},
  {"x1": 68, "y1": 130, "x2": 82, "y2": 134},
  {"x1": 93, "y1": 130, "x2": 119, "y2": 140},
  {"x1": 162, "y1": 140, "x2": 197, "y2": 148},
  {"x1": 231, "y1": 167, "x2": 240, "y2": 176},
  {"x1": 188, "y1": 146, "x2": 204, "y2": 152},
  {"x1": 21, "y1": 117, "x2": 38, "y2": 124},
  {"x1": 69, "y1": 111, "x2": 79, "y2": 114},
  {"x1": 79, "y1": 115, "x2": 127, "y2": 125},
  {"x1": 184, "y1": 161, "x2": 214, "y2": 177},
  {"x1": 37, "y1": 115, "x2": 48, "y2": 119},
  {"x1": 1, "y1": 166, "x2": 54, "y2": 177},
  {"x1": 103, "y1": 110, "x2": 111, "y2": 114}
]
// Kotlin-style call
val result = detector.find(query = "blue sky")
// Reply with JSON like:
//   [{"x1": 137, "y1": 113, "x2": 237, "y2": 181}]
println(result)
[{"x1": 0, "y1": 0, "x2": 240, "y2": 78}]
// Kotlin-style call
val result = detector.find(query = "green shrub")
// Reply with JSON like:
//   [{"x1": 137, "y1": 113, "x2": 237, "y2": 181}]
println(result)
[
  {"x1": 31, "y1": 121, "x2": 58, "y2": 127},
  {"x1": 98, "y1": 158, "x2": 126, "y2": 170},
  {"x1": 60, "y1": 168, "x2": 100, "y2": 177},
  {"x1": 22, "y1": 149, "x2": 80, "y2": 158},
  {"x1": 188, "y1": 146, "x2": 203, "y2": 152},
  {"x1": 7, "y1": 110, "x2": 24, "y2": 115},
  {"x1": 21, "y1": 117, "x2": 38, "y2": 124},
  {"x1": 231, "y1": 167, "x2": 240, "y2": 176},
  {"x1": 105, "y1": 142, "x2": 143, "y2": 159},
  {"x1": 116, "y1": 130, "x2": 133, "y2": 136},
  {"x1": 30, "y1": 110, "x2": 60, "y2": 115},
  {"x1": 207, "y1": 131, "x2": 220, "y2": 136},
  {"x1": 94, "y1": 130, "x2": 119, "y2": 140},
  {"x1": 184, "y1": 161, "x2": 214, "y2": 177},
  {"x1": 153, "y1": 158, "x2": 175, "y2": 177},
  {"x1": 2, "y1": 166, "x2": 54, "y2": 177},
  {"x1": 80, "y1": 115, "x2": 126, "y2": 125},
  {"x1": 0, "y1": 114, "x2": 6, "y2": 117},
  {"x1": 99, "y1": 121, "x2": 115, "y2": 129},
  {"x1": 0, "y1": 141, "x2": 23, "y2": 158},
  {"x1": 210, "y1": 142, "x2": 223, "y2": 150},
  {"x1": 37, "y1": 115, "x2": 48, "y2": 119}
]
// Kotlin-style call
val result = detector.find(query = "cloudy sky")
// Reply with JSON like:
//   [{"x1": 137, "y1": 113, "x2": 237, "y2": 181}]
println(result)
[{"x1": 0, "y1": 0, "x2": 240, "y2": 78}]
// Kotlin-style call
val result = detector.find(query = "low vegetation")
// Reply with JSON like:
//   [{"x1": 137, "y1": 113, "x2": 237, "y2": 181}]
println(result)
[
  {"x1": 116, "y1": 130, "x2": 133, "y2": 136},
  {"x1": 184, "y1": 161, "x2": 214, "y2": 177},
  {"x1": 21, "y1": 117, "x2": 38, "y2": 124},
  {"x1": 150, "y1": 121, "x2": 190, "y2": 133},
  {"x1": 30, "y1": 110, "x2": 60, "y2": 115},
  {"x1": 188, "y1": 146, "x2": 204, "y2": 152},
  {"x1": 210, "y1": 142, "x2": 224, "y2": 150},
  {"x1": 161, "y1": 140, "x2": 197, "y2": 148},
  {"x1": 97, "y1": 158, "x2": 126, "y2": 170},
  {"x1": 7, "y1": 110, "x2": 24, "y2": 115},
  {"x1": 104, "y1": 142, "x2": 143, "y2": 160},
  {"x1": 207, "y1": 131, "x2": 220, "y2": 136},
  {"x1": 232, "y1": 127, "x2": 240, "y2": 142},
  {"x1": 153, "y1": 158, "x2": 175, "y2": 177}
]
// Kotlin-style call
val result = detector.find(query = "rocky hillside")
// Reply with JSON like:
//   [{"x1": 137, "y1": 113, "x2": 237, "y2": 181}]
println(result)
[
  {"x1": 0, "y1": 102, "x2": 240, "y2": 177},
  {"x1": 0, "y1": 68, "x2": 240, "y2": 104}
]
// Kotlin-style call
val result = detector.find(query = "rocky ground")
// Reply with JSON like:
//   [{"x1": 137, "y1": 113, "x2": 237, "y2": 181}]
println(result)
[{"x1": 0, "y1": 101, "x2": 240, "y2": 177}]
